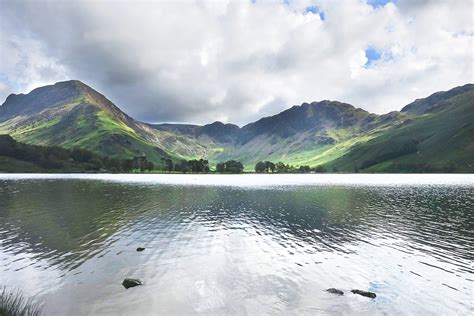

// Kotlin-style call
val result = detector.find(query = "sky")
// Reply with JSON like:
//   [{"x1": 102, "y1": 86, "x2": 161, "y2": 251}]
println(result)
[{"x1": 0, "y1": 0, "x2": 473, "y2": 125}]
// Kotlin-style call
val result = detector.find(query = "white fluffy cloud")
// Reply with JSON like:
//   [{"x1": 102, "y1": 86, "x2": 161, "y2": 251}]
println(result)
[{"x1": 0, "y1": 0, "x2": 472, "y2": 124}]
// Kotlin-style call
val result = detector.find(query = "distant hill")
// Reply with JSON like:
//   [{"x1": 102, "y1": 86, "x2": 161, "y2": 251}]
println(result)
[{"x1": 1, "y1": 80, "x2": 472, "y2": 172}]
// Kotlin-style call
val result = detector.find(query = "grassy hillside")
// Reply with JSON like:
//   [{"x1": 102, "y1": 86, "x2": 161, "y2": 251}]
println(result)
[
  {"x1": 209, "y1": 106, "x2": 409, "y2": 170},
  {"x1": 1, "y1": 80, "x2": 472, "y2": 172},
  {"x1": 150, "y1": 100, "x2": 410, "y2": 169},
  {"x1": 0, "y1": 81, "x2": 175, "y2": 165},
  {"x1": 328, "y1": 90, "x2": 474, "y2": 172}
]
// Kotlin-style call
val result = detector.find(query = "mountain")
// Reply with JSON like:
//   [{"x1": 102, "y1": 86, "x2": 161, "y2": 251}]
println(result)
[
  {"x1": 401, "y1": 84, "x2": 474, "y2": 115},
  {"x1": 240, "y1": 101, "x2": 370, "y2": 141},
  {"x1": 1, "y1": 80, "x2": 472, "y2": 172},
  {"x1": 152, "y1": 121, "x2": 240, "y2": 144},
  {"x1": 216, "y1": 101, "x2": 408, "y2": 168},
  {"x1": 148, "y1": 100, "x2": 409, "y2": 168},
  {"x1": 329, "y1": 85, "x2": 474, "y2": 172},
  {"x1": 0, "y1": 80, "x2": 172, "y2": 163}
]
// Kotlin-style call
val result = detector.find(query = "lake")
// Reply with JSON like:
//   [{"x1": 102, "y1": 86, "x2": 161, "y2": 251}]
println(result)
[{"x1": 0, "y1": 174, "x2": 473, "y2": 315}]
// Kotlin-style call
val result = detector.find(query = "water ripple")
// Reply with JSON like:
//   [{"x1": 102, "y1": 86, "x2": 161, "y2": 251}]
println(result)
[{"x1": 0, "y1": 176, "x2": 472, "y2": 315}]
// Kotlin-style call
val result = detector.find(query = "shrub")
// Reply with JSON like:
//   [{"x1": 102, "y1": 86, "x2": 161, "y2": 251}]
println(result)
[{"x1": 0, "y1": 287, "x2": 41, "y2": 316}]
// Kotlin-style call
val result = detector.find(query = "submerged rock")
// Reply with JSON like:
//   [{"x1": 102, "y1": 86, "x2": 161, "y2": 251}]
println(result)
[
  {"x1": 351, "y1": 289, "x2": 376, "y2": 298},
  {"x1": 136, "y1": 247, "x2": 145, "y2": 252},
  {"x1": 122, "y1": 278, "x2": 142, "y2": 289},
  {"x1": 326, "y1": 288, "x2": 344, "y2": 295}
]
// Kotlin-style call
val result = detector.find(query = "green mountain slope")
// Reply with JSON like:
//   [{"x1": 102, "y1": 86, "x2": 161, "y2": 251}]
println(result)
[
  {"x1": 150, "y1": 121, "x2": 239, "y2": 159},
  {"x1": 401, "y1": 84, "x2": 473, "y2": 115},
  {"x1": 217, "y1": 101, "x2": 409, "y2": 168},
  {"x1": 328, "y1": 86, "x2": 474, "y2": 172},
  {"x1": 149, "y1": 100, "x2": 410, "y2": 168},
  {"x1": 0, "y1": 80, "x2": 171, "y2": 163},
  {"x1": 1, "y1": 80, "x2": 472, "y2": 172}
]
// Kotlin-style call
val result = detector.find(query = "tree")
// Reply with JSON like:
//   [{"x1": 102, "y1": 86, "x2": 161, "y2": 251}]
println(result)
[
  {"x1": 314, "y1": 165, "x2": 326, "y2": 173},
  {"x1": 224, "y1": 160, "x2": 244, "y2": 173},
  {"x1": 0, "y1": 134, "x2": 153, "y2": 173},
  {"x1": 255, "y1": 161, "x2": 266, "y2": 173},
  {"x1": 298, "y1": 165, "x2": 311, "y2": 173},
  {"x1": 132, "y1": 156, "x2": 147, "y2": 171},
  {"x1": 71, "y1": 147, "x2": 93, "y2": 163},
  {"x1": 145, "y1": 161, "x2": 154, "y2": 171},
  {"x1": 216, "y1": 162, "x2": 225, "y2": 173},
  {"x1": 165, "y1": 158, "x2": 173, "y2": 172},
  {"x1": 161, "y1": 157, "x2": 167, "y2": 172},
  {"x1": 189, "y1": 159, "x2": 198, "y2": 172},
  {"x1": 264, "y1": 161, "x2": 275, "y2": 173},
  {"x1": 121, "y1": 159, "x2": 134, "y2": 172},
  {"x1": 159, "y1": 157, "x2": 174, "y2": 172},
  {"x1": 188, "y1": 159, "x2": 209, "y2": 173},
  {"x1": 89, "y1": 157, "x2": 103, "y2": 170},
  {"x1": 202, "y1": 159, "x2": 210, "y2": 173},
  {"x1": 174, "y1": 160, "x2": 189, "y2": 173},
  {"x1": 275, "y1": 162, "x2": 286, "y2": 173},
  {"x1": 216, "y1": 161, "x2": 242, "y2": 173},
  {"x1": 40, "y1": 154, "x2": 64, "y2": 169}
]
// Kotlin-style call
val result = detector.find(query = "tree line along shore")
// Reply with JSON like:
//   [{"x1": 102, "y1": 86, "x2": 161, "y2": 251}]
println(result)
[
  {"x1": 0, "y1": 134, "x2": 321, "y2": 174},
  {"x1": 1, "y1": 134, "x2": 458, "y2": 174}
]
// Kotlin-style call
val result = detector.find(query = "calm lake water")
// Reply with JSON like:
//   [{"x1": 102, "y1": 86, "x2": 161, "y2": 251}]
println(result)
[{"x1": 0, "y1": 174, "x2": 473, "y2": 315}]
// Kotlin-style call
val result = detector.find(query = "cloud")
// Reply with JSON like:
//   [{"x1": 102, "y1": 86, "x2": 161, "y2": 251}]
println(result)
[{"x1": 0, "y1": 0, "x2": 472, "y2": 125}]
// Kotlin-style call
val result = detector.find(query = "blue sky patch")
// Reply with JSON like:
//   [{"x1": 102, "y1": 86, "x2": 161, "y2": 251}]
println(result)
[
  {"x1": 305, "y1": 6, "x2": 325, "y2": 21},
  {"x1": 367, "y1": 0, "x2": 397, "y2": 9},
  {"x1": 364, "y1": 47, "x2": 382, "y2": 68}
]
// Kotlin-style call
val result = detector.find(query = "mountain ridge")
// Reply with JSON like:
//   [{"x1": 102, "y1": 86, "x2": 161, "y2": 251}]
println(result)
[
  {"x1": 1, "y1": 80, "x2": 473, "y2": 171},
  {"x1": 0, "y1": 80, "x2": 171, "y2": 162}
]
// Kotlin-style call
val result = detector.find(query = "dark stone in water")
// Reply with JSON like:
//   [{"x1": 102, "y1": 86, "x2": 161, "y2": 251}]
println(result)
[
  {"x1": 326, "y1": 288, "x2": 344, "y2": 295},
  {"x1": 351, "y1": 289, "x2": 376, "y2": 298},
  {"x1": 122, "y1": 278, "x2": 142, "y2": 289},
  {"x1": 136, "y1": 247, "x2": 145, "y2": 252}
]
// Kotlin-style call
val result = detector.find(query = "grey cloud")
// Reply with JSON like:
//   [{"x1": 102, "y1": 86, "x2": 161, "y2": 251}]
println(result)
[{"x1": 0, "y1": 0, "x2": 472, "y2": 125}]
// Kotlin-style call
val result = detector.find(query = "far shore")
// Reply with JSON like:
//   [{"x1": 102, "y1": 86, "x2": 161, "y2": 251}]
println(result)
[{"x1": 1, "y1": 173, "x2": 472, "y2": 188}]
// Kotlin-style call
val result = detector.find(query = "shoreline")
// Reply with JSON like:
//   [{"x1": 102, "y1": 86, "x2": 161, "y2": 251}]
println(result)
[{"x1": 1, "y1": 173, "x2": 473, "y2": 187}]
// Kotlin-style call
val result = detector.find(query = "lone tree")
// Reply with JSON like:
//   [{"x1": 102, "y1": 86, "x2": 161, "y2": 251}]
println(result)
[
  {"x1": 255, "y1": 161, "x2": 266, "y2": 173},
  {"x1": 216, "y1": 160, "x2": 244, "y2": 173},
  {"x1": 264, "y1": 161, "x2": 275, "y2": 173},
  {"x1": 225, "y1": 160, "x2": 244, "y2": 173}
]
